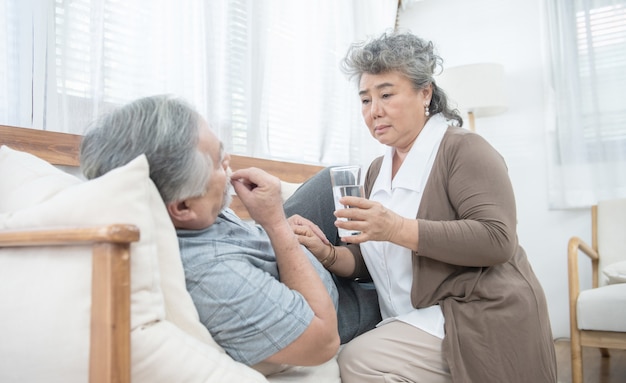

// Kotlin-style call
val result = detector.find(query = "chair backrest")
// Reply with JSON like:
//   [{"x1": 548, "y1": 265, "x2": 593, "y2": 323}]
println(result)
[{"x1": 597, "y1": 198, "x2": 626, "y2": 286}]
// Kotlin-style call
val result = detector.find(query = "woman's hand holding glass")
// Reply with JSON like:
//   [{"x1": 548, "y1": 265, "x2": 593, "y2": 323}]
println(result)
[{"x1": 335, "y1": 196, "x2": 408, "y2": 247}]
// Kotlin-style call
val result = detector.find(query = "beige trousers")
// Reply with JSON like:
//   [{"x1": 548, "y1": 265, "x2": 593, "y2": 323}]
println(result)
[{"x1": 338, "y1": 321, "x2": 452, "y2": 383}]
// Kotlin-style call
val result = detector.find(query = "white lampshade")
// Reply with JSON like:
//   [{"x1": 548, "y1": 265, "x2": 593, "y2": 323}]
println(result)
[{"x1": 436, "y1": 63, "x2": 508, "y2": 120}]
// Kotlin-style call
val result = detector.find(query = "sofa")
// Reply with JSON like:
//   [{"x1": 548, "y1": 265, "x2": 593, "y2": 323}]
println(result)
[{"x1": 0, "y1": 125, "x2": 341, "y2": 383}]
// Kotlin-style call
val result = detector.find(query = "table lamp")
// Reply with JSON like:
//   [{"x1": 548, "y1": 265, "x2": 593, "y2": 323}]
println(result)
[{"x1": 436, "y1": 63, "x2": 508, "y2": 132}]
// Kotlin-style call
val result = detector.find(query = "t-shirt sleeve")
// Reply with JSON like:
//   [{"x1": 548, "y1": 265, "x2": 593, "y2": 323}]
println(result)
[{"x1": 185, "y1": 257, "x2": 314, "y2": 366}]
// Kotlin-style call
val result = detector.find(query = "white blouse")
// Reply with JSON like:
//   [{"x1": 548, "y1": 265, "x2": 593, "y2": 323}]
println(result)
[{"x1": 360, "y1": 113, "x2": 449, "y2": 339}]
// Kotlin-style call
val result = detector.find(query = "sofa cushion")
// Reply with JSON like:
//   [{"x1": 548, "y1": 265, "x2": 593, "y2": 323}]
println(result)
[
  {"x1": 280, "y1": 181, "x2": 302, "y2": 202},
  {"x1": 0, "y1": 146, "x2": 266, "y2": 383},
  {"x1": 602, "y1": 260, "x2": 626, "y2": 285},
  {"x1": 597, "y1": 198, "x2": 626, "y2": 286},
  {"x1": 577, "y1": 283, "x2": 626, "y2": 332},
  {"x1": 266, "y1": 357, "x2": 340, "y2": 383},
  {"x1": 0, "y1": 145, "x2": 80, "y2": 212}
]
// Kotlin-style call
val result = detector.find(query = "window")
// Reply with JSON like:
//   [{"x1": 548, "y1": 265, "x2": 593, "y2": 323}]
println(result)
[
  {"x1": 575, "y1": 3, "x2": 626, "y2": 160},
  {"x1": 0, "y1": 0, "x2": 27, "y2": 126},
  {"x1": 545, "y1": 0, "x2": 626, "y2": 208},
  {"x1": 0, "y1": 0, "x2": 395, "y2": 167}
]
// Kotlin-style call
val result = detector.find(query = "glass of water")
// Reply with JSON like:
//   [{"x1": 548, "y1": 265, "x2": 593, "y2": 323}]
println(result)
[{"x1": 330, "y1": 165, "x2": 364, "y2": 237}]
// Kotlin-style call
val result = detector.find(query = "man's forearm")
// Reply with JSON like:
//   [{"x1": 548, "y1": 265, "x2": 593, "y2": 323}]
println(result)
[
  {"x1": 264, "y1": 221, "x2": 335, "y2": 316},
  {"x1": 262, "y1": 221, "x2": 339, "y2": 365}
]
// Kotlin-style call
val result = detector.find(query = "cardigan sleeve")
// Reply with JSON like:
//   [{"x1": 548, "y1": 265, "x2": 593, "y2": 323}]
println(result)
[{"x1": 416, "y1": 131, "x2": 519, "y2": 267}]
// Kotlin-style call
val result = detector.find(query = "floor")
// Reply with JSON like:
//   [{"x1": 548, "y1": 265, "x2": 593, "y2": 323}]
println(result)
[{"x1": 555, "y1": 338, "x2": 626, "y2": 383}]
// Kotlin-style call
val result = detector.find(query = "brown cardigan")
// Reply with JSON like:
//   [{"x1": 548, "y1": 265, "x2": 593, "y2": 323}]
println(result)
[{"x1": 347, "y1": 126, "x2": 557, "y2": 382}]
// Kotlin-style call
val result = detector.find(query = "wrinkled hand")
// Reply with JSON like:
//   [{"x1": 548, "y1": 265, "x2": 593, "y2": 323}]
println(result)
[
  {"x1": 288, "y1": 214, "x2": 330, "y2": 258},
  {"x1": 335, "y1": 196, "x2": 404, "y2": 244},
  {"x1": 230, "y1": 167, "x2": 285, "y2": 227}
]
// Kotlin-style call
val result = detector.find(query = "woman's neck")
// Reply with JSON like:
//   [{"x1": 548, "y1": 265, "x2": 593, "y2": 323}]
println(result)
[{"x1": 391, "y1": 149, "x2": 407, "y2": 179}]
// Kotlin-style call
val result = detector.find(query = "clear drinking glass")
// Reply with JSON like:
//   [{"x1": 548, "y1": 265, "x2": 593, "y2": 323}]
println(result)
[{"x1": 329, "y1": 165, "x2": 364, "y2": 237}]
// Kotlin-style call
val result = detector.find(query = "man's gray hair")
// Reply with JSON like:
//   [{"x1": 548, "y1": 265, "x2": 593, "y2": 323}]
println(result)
[{"x1": 80, "y1": 95, "x2": 212, "y2": 204}]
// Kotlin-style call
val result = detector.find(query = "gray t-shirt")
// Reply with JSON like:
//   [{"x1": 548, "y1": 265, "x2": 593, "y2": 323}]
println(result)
[{"x1": 177, "y1": 208, "x2": 338, "y2": 365}]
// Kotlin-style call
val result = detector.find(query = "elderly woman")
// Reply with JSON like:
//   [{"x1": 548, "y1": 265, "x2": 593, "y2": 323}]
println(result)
[{"x1": 290, "y1": 31, "x2": 557, "y2": 382}]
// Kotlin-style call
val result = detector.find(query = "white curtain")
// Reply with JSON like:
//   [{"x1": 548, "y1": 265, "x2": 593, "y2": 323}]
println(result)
[
  {"x1": 545, "y1": 0, "x2": 626, "y2": 208},
  {"x1": 0, "y1": 0, "x2": 396, "y2": 166}
]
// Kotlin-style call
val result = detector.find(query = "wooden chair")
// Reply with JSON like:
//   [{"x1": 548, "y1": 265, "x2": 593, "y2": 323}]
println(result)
[
  {"x1": 0, "y1": 124, "x2": 324, "y2": 383},
  {"x1": 567, "y1": 199, "x2": 626, "y2": 383}
]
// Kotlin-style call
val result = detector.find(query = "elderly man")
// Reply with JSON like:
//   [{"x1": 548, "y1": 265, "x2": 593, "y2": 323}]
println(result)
[{"x1": 79, "y1": 95, "x2": 379, "y2": 373}]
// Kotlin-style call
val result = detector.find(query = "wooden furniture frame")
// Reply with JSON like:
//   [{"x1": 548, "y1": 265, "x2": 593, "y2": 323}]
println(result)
[
  {"x1": 0, "y1": 225, "x2": 139, "y2": 383},
  {"x1": 227, "y1": 155, "x2": 324, "y2": 220},
  {"x1": 0, "y1": 125, "x2": 324, "y2": 220},
  {"x1": 0, "y1": 124, "x2": 324, "y2": 382},
  {"x1": 567, "y1": 204, "x2": 626, "y2": 383}
]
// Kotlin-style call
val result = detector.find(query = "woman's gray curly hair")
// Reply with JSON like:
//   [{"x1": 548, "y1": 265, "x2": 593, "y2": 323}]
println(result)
[{"x1": 341, "y1": 31, "x2": 463, "y2": 126}]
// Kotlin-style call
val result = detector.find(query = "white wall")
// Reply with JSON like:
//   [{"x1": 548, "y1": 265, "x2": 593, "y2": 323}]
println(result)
[{"x1": 398, "y1": 0, "x2": 592, "y2": 339}]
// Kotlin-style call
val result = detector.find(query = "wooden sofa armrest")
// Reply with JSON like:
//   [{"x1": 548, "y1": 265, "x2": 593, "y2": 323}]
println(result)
[
  {"x1": 567, "y1": 236, "x2": 599, "y2": 296},
  {"x1": 567, "y1": 234, "x2": 600, "y2": 343},
  {"x1": 0, "y1": 224, "x2": 140, "y2": 383},
  {"x1": 567, "y1": 204, "x2": 601, "y2": 295}
]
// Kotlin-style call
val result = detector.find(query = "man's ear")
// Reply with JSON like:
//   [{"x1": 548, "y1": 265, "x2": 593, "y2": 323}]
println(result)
[{"x1": 166, "y1": 199, "x2": 196, "y2": 224}]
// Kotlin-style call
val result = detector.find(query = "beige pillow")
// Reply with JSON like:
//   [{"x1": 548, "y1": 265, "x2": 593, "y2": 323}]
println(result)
[
  {"x1": 280, "y1": 181, "x2": 302, "y2": 202},
  {"x1": 603, "y1": 260, "x2": 626, "y2": 285},
  {"x1": 0, "y1": 146, "x2": 266, "y2": 383},
  {"x1": 0, "y1": 145, "x2": 80, "y2": 213}
]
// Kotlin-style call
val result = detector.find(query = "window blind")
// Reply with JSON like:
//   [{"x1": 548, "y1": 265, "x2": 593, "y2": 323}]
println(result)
[
  {"x1": 0, "y1": 0, "x2": 21, "y2": 125},
  {"x1": 546, "y1": 0, "x2": 626, "y2": 207},
  {"x1": 4, "y1": 1, "x2": 389, "y2": 166},
  {"x1": 575, "y1": 2, "x2": 626, "y2": 159}
]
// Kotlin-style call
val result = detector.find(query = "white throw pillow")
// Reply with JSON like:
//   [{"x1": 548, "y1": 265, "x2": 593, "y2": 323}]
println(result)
[
  {"x1": 603, "y1": 260, "x2": 626, "y2": 285},
  {"x1": 0, "y1": 145, "x2": 80, "y2": 213},
  {"x1": 280, "y1": 181, "x2": 302, "y2": 202},
  {"x1": 0, "y1": 146, "x2": 266, "y2": 383}
]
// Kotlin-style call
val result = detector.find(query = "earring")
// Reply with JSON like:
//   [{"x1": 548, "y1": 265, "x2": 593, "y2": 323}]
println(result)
[{"x1": 424, "y1": 105, "x2": 430, "y2": 117}]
